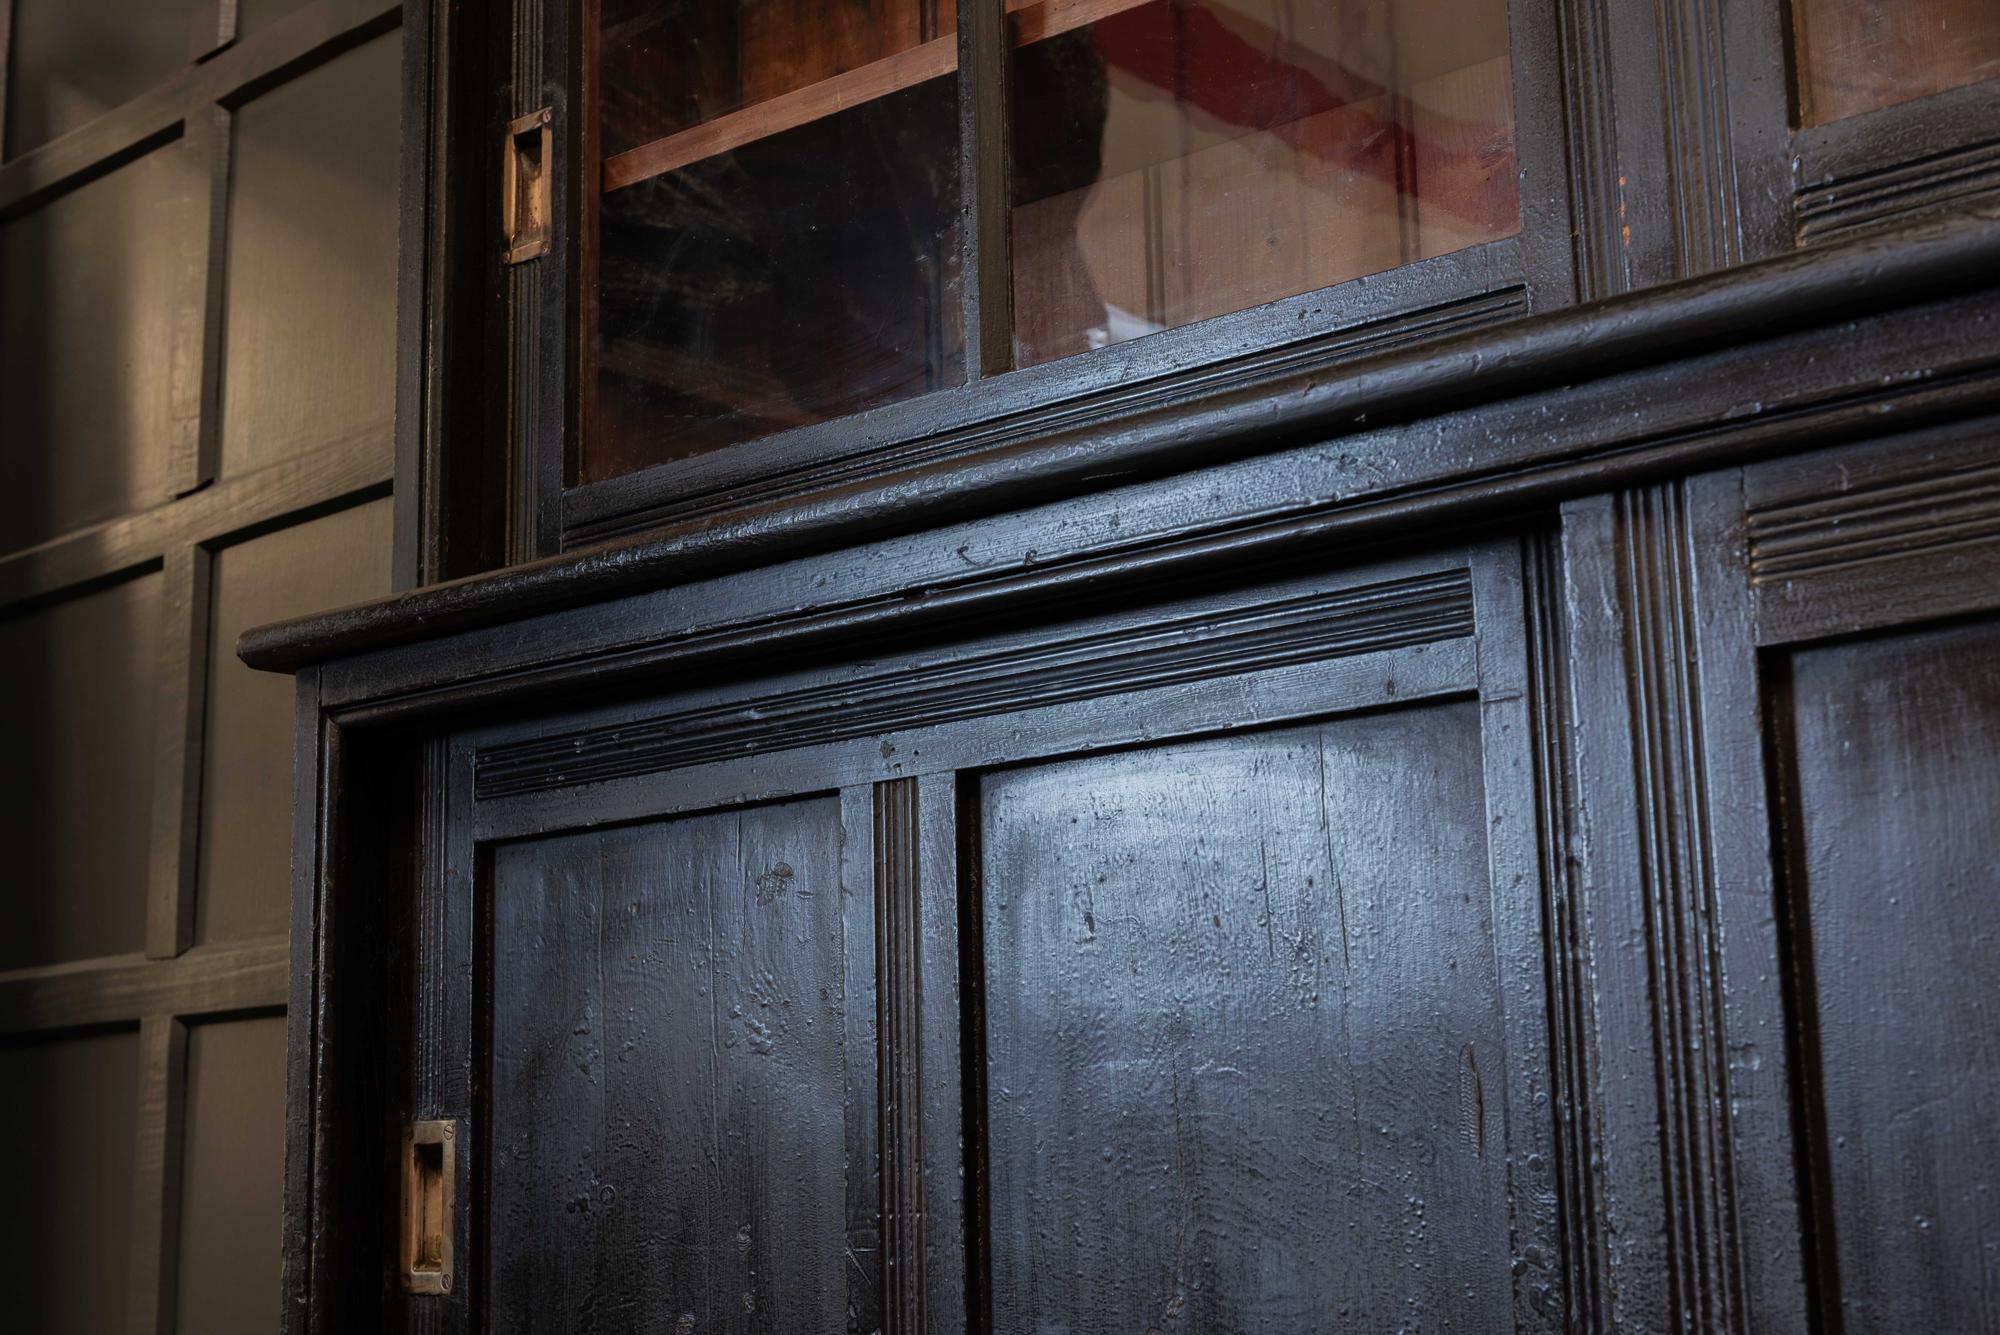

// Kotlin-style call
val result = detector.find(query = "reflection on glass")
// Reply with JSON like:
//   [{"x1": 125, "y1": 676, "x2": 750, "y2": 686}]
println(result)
[
  {"x1": 1791, "y1": 0, "x2": 2000, "y2": 127},
  {"x1": 589, "y1": 0, "x2": 963, "y2": 480},
  {"x1": 1008, "y1": 0, "x2": 1517, "y2": 366}
]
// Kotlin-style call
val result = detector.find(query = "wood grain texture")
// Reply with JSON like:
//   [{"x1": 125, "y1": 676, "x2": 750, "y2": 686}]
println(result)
[
  {"x1": 148, "y1": 545, "x2": 213, "y2": 960},
  {"x1": 0, "y1": 941, "x2": 289, "y2": 1034},
  {"x1": 486, "y1": 797, "x2": 856, "y2": 1333},
  {"x1": 1560, "y1": 483, "x2": 1752, "y2": 1332},
  {"x1": 1746, "y1": 421, "x2": 2000, "y2": 645},
  {"x1": 875, "y1": 778, "x2": 926, "y2": 1333},
  {"x1": 1521, "y1": 530, "x2": 1608, "y2": 1328},
  {"x1": 1770, "y1": 615, "x2": 2000, "y2": 1332},
  {"x1": 980, "y1": 704, "x2": 1519, "y2": 1331},
  {"x1": 126, "y1": 1015, "x2": 189, "y2": 1335}
]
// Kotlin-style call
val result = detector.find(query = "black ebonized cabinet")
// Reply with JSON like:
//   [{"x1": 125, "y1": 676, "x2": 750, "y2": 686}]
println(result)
[{"x1": 243, "y1": 0, "x2": 2000, "y2": 1329}]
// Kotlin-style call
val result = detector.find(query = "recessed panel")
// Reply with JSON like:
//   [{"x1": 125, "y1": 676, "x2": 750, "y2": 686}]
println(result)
[
  {"x1": 0, "y1": 573, "x2": 160, "y2": 968},
  {"x1": 1792, "y1": 0, "x2": 2000, "y2": 126},
  {"x1": 0, "y1": 143, "x2": 193, "y2": 544},
  {"x1": 487, "y1": 797, "x2": 854, "y2": 1332},
  {"x1": 1779, "y1": 616, "x2": 2000, "y2": 1329},
  {"x1": 0, "y1": 1030, "x2": 140, "y2": 1333},
  {"x1": 981, "y1": 702, "x2": 1514, "y2": 1331},
  {"x1": 3, "y1": 0, "x2": 195, "y2": 156},
  {"x1": 199, "y1": 500, "x2": 394, "y2": 944},
  {"x1": 176, "y1": 1015, "x2": 289, "y2": 1335},
  {"x1": 217, "y1": 31, "x2": 401, "y2": 478},
  {"x1": 1008, "y1": 0, "x2": 1516, "y2": 365}
]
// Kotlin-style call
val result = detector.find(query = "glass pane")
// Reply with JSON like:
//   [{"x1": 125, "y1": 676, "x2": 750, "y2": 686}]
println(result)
[
  {"x1": 1792, "y1": 0, "x2": 2000, "y2": 126},
  {"x1": 587, "y1": 0, "x2": 964, "y2": 481},
  {"x1": 1009, "y1": 0, "x2": 1517, "y2": 366}
]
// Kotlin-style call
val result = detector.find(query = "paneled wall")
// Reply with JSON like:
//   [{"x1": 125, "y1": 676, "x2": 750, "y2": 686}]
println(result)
[{"x1": 0, "y1": 0, "x2": 402, "y2": 1329}]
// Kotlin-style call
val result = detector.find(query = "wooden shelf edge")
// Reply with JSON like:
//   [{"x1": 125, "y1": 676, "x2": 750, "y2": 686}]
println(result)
[{"x1": 602, "y1": 0, "x2": 1154, "y2": 192}]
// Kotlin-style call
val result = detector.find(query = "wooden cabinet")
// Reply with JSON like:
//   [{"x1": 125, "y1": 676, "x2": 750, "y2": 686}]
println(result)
[{"x1": 245, "y1": 0, "x2": 2000, "y2": 1330}]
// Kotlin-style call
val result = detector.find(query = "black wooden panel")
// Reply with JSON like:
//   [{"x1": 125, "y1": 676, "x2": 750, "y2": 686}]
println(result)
[
  {"x1": 0, "y1": 1028, "x2": 140, "y2": 1334},
  {"x1": 217, "y1": 30, "x2": 400, "y2": 479},
  {"x1": 487, "y1": 796, "x2": 858, "y2": 1333},
  {"x1": 0, "y1": 143, "x2": 190, "y2": 545},
  {"x1": 0, "y1": 572, "x2": 160, "y2": 968},
  {"x1": 980, "y1": 701, "x2": 1517, "y2": 1332},
  {"x1": 1, "y1": 0, "x2": 194, "y2": 157},
  {"x1": 200, "y1": 500, "x2": 394, "y2": 945},
  {"x1": 1775, "y1": 614, "x2": 2000, "y2": 1332},
  {"x1": 176, "y1": 1014, "x2": 289, "y2": 1335}
]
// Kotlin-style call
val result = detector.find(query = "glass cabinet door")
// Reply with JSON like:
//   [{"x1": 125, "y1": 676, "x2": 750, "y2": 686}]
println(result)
[
  {"x1": 589, "y1": 0, "x2": 964, "y2": 479},
  {"x1": 585, "y1": 0, "x2": 1520, "y2": 480}
]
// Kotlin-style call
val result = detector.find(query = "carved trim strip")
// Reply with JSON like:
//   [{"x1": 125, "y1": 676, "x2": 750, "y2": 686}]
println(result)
[
  {"x1": 1614, "y1": 483, "x2": 1743, "y2": 1330},
  {"x1": 473, "y1": 568, "x2": 1474, "y2": 798},
  {"x1": 1797, "y1": 140, "x2": 2000, "y2": 246},
  {"x1": 1524, "y1": 532, "x2": 1608, "y2": 1328},
  {"x1": 1556, "y1": 0, "x2": 1624, "y2": 300},
  {"x1": 875, "y1": 779, "x2": 925, "y2": 1333},
  {"x1": 1747, "y1": 458, "x2": 2000, "y2": 582},
  {"x1": 570, "y1": 288, "x2": 1528, "y2": 542},
  {"x1": 1657, "y1": 0, "x2": 1739, "y2": 275}
]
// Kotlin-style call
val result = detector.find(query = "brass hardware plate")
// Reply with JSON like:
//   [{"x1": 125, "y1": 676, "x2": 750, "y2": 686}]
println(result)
[
  {"x1": 503, "y1": 107, "x2": 552, "y2": 265},
  {"x1": 401, "y1": 1119, "x2": 458, "y2": 1295}
]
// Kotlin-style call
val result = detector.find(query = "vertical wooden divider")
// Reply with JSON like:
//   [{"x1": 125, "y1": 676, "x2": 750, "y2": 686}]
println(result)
[{"x1": 127, "y1": 1015, "x2": 191, "y2": 1335}]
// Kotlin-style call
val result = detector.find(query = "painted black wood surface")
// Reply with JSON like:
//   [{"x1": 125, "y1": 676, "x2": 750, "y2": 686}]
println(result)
[
  {"x1": 246, "y1": 7, "x2": 2000, "y2": 1323},
  {"x1": 981, "y1": 706, "x2": 1515, "y2": 1331},
  {"x1": 487, "y1": 800, "x2": 856, "y2": 1333},
  {"x1": 1772, "y1": 617, "x2": 2000, "y2": 1332}
]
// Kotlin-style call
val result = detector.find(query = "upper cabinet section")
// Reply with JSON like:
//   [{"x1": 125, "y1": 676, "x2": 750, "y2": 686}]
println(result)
[
  {"x1": 576, "y1": 0, "x2": 1530, "y2": 486},
  {"x1": 1790, "y1": 0, "x2": 2000, "y2": 127},
  {"x1": 415, "y1": 0, "x2": 2000, "y2": 568}
]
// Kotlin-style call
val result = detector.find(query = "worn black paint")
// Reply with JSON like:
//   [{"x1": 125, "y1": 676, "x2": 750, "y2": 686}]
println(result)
[
  {"x1": 982, "y1": 706, "x2": 1514, "y2": 1331},
  {"x1": 485, "y1": 799, "x2": 854, "y2": 1333},
  {"x1": 248, "y1": 9, "x2": 2000, "y2": 1330}
]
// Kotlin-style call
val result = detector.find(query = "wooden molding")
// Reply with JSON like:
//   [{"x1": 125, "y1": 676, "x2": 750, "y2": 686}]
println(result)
[
  {"x1": 875, "y1": 778, "x2": 926, "y2": 1332},
  {"x1": 1522, "y1": 529, "x2": 1610, "y2": 1329},
  {"x1": 0, "y1": 941, "x2": 288, "y2": 1035},
  {"x1": 240, "y1": 215, "x2": 2000, "y2": 677},
  {"x1": 1561, "y1": 483, "x2": 1751, "y2": 1330},
  {"x1": 126, "y1": 1017, "x2": 190, "y2": 1335},
  {"x1": 471, "y1": 568, "x2": 1474, "y2": 798},
  {"x1": 1798, "y1": 138, "x2": 2000, "y2": 246}
]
